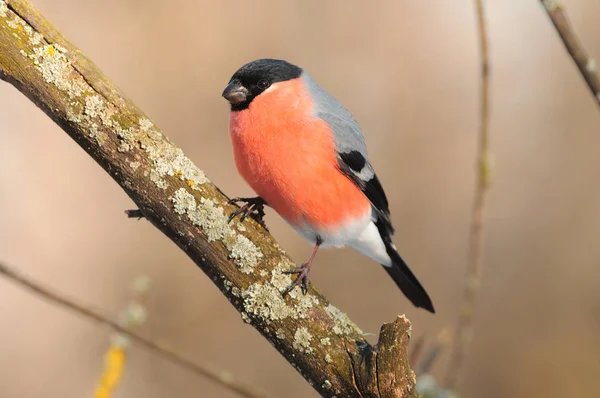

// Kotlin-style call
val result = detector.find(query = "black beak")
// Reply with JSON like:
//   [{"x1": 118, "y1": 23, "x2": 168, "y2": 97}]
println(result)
[{"x1": 222, "y1": 80, "x2": 249, "y2": 104}]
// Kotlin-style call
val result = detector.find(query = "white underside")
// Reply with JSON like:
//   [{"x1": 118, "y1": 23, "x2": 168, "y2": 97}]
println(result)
[{"x1": 288, "y1": 210, "x2": 392, "y2": 267}]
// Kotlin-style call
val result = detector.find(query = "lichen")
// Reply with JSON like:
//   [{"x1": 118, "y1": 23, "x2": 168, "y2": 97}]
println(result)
[
  {"x1": 275, "y1": 329, "x2": 286, "y2": 340},
  {"x1": 320, "y1": 337, "x2": 331, "y2": 346},
  {"x1": 0, "y1": 1, "x2": 7, "y2": 18},
  {"x1": 269, "y1": 262, "x2": 319, "y2": 316},
  {"x1": 169, "y1": 189, "x2": 264, "y2": 272},
  {"x1": 325, "y1": 354, "x2": 333, "y2": 363},
  {"x1": 84, "y1": 95, "x2": 104, "y2": 118},
  {"x1": 293, "y1": 327, "x2": 313, "y2": 354},
  {"x1": 194, "y1": 198, "x2": 231, "y2": 242},
  {"x1": 170, "y1": 188, "x2": 197, "y2": 215},
  {"x1": 325, "y1": 304, "x2": 362, "y2": 335},
  {"x1": 226, "y1": 234, "x2": 263, "y2": 274},
  {"x1": 29, "y1": 43, "x2": 88, "y2": 98},
  {"x1": 144, "y1": 142, "x2": 208, "y2": 190},
  {"x1": 148, "y1": 169, "x2": 166, "y2": 189},
  {"x1": 293, "y1": 293, "x2": 319, "y2": 319},
  {"x1": 271, "y1": 262, "x2": 319, "y2": 317},
  {"x1": 242, "y1": 282, "x2": 292, "y2": 322},
  {"x1": 269, "y1": 262, "x2": 294, "y2": 292},
  {"x1": 322, "y1": 380, "x2": 332, "y2": 390},
  {"x1": 139, "y1": 118, "x2": 154, "y2": 132}
]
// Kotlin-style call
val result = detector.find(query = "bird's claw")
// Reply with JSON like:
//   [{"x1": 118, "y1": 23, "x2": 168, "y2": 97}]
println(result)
[
  {"x1": 227, "y1": 197, "x2": 269, "y2": 231},
  {"x1": 282, "y1": 264, "x2": 310, "y2": 296}
]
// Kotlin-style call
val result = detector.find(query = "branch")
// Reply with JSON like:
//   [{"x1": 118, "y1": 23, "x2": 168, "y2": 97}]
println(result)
[
  {"x1": 445, "y1": 0, "x2": 491, "y2": 389},
  {"x1": 0, "y1": 1, "x2": 418, "y2": 396},
  {"x1": 0, "y1": 261, "x2": 270, "y2": 398},
  {"x1": 541, "y1": 0, "x2": 600, "y2": 107}
]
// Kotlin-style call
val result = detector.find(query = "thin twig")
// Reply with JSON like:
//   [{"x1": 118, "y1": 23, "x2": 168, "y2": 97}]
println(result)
[
  {"x1": 445, "y1": 0, "x2": 491, "y2": 389},
  {"x1": 0, "y1": 261, "x2": 271, "y2": 398},
  {"x1": 540, "y1": 0, "x2": 600, "y2": 107},
  {"x1": 94, "y1": 276, "x2": 151, "y2": 398}
]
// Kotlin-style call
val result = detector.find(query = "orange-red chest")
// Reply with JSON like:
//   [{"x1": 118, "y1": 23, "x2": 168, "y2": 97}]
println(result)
[{"x1": 228, "y1": 78, "x2": 370, "y2": 230}]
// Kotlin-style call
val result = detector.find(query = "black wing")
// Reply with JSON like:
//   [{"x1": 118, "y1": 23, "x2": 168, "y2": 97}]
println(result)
[{"x1": 337, "y1": 150, "x2": 395, "y2": 235}]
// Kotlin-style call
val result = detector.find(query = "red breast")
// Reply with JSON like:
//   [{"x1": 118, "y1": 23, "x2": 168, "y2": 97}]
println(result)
[{"x1": 229, "y1": 78, "x2": 370, "y2": 231}]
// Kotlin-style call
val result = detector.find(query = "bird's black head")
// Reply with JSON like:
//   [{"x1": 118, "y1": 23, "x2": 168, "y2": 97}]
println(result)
[{"x1": 222, "y1": 59, "x2": 302, "y2": 111}]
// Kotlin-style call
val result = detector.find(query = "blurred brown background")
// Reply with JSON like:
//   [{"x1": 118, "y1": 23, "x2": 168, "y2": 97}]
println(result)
[{"x1": 1, "y1": 0, "x2": 599, "y2": 397}]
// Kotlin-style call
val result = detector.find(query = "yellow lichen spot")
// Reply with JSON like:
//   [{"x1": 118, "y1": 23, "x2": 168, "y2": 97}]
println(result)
[
  {"x1": 46, "y1": 44, "x2": 55, "y2": 56},
  {"x1": 174, "y1": 169, "x2": 183, "y2": 178},
  {"x1": 94, "y1": 346, "x2": 126, "y2": 398},
  {"x1": 186, "y1": 179, "x2": 195, "y2": 187}
]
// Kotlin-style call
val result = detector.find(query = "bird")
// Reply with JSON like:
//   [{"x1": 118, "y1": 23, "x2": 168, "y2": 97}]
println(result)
[{"x1": 222, "y1": 58, "x2": 435, "y2": 313}]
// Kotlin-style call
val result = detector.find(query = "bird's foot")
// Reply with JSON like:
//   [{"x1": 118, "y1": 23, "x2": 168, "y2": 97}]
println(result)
[
  {"x1": 227, "y1": 196, "x2": 269, "y2": 231},
  {"x1": 282, "y1": 263, "x2": 311, "y2": 296}
]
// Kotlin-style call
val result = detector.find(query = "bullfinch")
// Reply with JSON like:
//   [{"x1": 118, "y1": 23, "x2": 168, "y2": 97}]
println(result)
[{"x1": 222, "y1": 59, "x2": 434, "y2": 313}]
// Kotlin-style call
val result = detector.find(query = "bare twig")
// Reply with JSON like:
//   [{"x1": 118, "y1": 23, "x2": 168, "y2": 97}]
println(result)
[
  {"x1": 0, "y1": 261, "x2": 270, "y2": 398},
  {"x1": 540, "y1": 0, "x2": 600, "y2": 107},
  {"x1": 445, "y1": 0, "x2": 491, "y2": 389},
  {"x1": 0, "y1": 1, "x2": 419, "y2": 396},
  {"x1": 94, "y1": 276, "x2": 151, "y2": 398}
]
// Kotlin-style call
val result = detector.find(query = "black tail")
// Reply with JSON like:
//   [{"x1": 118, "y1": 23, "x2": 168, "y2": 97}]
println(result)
[{"x1": 376, "y1": 221, "x2": 435, "y2": 313}]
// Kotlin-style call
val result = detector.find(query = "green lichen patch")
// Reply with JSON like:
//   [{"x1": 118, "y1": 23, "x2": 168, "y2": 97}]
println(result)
[
  {"x1": 240, "y1": 274, "x2": 319, "y2": 325},
  {"x1": 84, "y1": 94, "x2": 104, "y2": 118},
  {"x1": 170, "y1": 188, "x2": 263, "y2": 274},
  {"x1": 270, "y1": 262, "x2": 319, "y2": 314},
  {"x1": 293, "y1": 327, "x2": 313, "y2": 354},
  {"x1": 242, "y1": 282, "x2": 292, "y2": 322},
  {"x1": 193, "y1": 197, "x2": 230, "y2": 241},
  {"x1": 29, "y1": 43, "x2": 88, "y2": 98},
  {"x1": 140, "y1": 120, "x2": 208, "y2": 190},
  {"x1": 226, "y1": 234, "x2": 263, "y2": 274},
  {"x1": 0, "y1": 1, "x2": 8, "y2": 18},
  {"x1": 325, "y1": 304, "x2": 362, "y2": 336},
  {"x1": 170, "y1": 188, "x2": 196, "y2": 214},
  {"x1": 269, "y1": 262, "x2": 294, "y2": 291}
]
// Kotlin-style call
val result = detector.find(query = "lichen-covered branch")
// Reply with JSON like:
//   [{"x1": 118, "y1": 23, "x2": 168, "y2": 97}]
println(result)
[
  {"x1": 0, "y1": 1, "x2": 418, "y2": 396},
  {"x1": 540, "y1": 0, "x2": 600, "y2": 107}
]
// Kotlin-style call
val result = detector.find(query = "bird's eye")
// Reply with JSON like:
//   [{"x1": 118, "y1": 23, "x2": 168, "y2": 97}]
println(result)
[{"x1": 257, "y1": 79, "x2": 270, "y2": 90}]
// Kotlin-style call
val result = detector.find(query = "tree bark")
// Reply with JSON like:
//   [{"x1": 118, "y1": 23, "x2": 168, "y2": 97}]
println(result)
[{"x1": 0, "y1": 1, "x2": 418, "y2": 396}]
